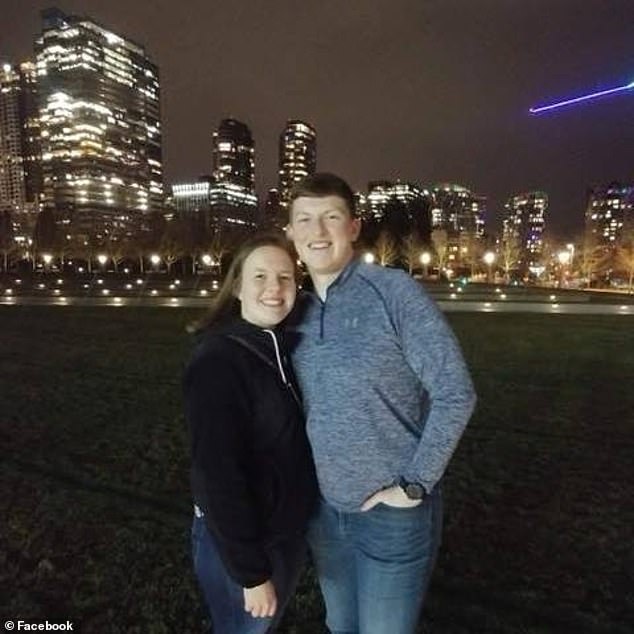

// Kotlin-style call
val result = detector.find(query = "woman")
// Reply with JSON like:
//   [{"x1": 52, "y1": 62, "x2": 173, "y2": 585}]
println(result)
[{"x1": 184, "y1": 233, "x2": 318, "y2": 633}]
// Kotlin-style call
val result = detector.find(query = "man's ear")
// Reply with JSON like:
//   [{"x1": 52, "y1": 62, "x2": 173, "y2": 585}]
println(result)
[{"x1": 351, "y1": 217, "x2": 362, "y2": 242}]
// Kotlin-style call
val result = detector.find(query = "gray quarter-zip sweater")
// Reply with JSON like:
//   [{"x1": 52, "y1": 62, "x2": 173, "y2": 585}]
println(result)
[{"x1": 290, "y1": 259, "x2": 476, "y2": 511}]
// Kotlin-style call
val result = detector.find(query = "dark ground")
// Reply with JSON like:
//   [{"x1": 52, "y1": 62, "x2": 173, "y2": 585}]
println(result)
[{"x1": 1, "y1": 307, "x2": 632, "y2": 633}]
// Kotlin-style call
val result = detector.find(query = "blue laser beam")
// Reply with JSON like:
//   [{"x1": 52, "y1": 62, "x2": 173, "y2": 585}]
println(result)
[{"x1": 529, "y1": 80, "x2": 634, "y2": 114}]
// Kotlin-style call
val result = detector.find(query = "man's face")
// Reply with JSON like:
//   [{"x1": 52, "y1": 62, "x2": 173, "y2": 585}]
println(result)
[{"x1": 287, "y1": 195, "x2": 361, "y2": 277}]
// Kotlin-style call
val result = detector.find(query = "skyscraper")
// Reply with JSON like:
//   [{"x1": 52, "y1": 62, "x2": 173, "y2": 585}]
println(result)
[
  {"x1": 35, "y1": 7, "x2": 163, "y2": 239},
  {"x1": 502, "y1": 191, "x2": 547, "y2": 270},
  {"x1": 0, "y1": 64, "x2": 26, "y2": 215},
  {"x1": 17, "y1": 61, "x2": 42, "y2": 208},
  {"x1": 430, "y1": 184, "x2": 486, "y2": 273},
  {"x1": 278, "y1": 119, "x2": 316, "y2": 205},
  {"x1": 172, "y1": 177, "x2": 212, "y2": 220},
  {"x1": 0, "y1": 62, "x2": 40, "y2": 245},
  {"x1": 585, "y1": 182, "x2": 634, "y2": 247},
  {"x1": 210, "y1": 118, "x2": 257, "y2": 227},
  {"x1": 431, "y1": 184, "x2": 485, "y2": 239},
  {"x1": 366, "y1": 180, "x2": 432, "y2": 242}
]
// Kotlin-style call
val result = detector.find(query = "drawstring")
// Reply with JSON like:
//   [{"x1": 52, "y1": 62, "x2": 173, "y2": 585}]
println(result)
[
  {"x1": 263, "y1": 329, "x2": 301, "y2": 407},
  {"x1": 264, "y1": 329, "x2": 288, "y2": 384}
]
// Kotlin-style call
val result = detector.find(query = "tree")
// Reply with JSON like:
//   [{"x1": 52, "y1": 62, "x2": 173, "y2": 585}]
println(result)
[
  {"x1": 431, "y1": 229, "x2": 448, "y2": 273},
  {"x1": 577, "y1": 230, "x2": 607, "y2": 288},
  {"x1": 160, "y1": 223, "x2": 186, "y2": 274},
  {"x1": 183, "y1": 215, "x2": 211, "y2": 274},
  {"x1": 536, "y1": 233, "x2": 558, "y2": 285},
  {"x1": 500, "y1": 234, "x2": 521, "y2": 283},
  {"x1": 0, "y1": 211, "x2": 16, "y2": 272},
  {"x1": 105, "y1": 234, "x2": 128, "y2": 273},
  {"x1": 32, "y1": 208, "x2": 58, "y2": 270},
  {"x1": 207, "y1": 229, "x2": 231, "y2": 276},
  {"x1": 375, "y1": 231, "x2": 398, "y2": 266},
  {"x1": 132, "y1": 241, "x2": 148, "y2": 274},
  {"x1": 615, "y1": 228, "x2": 634, "y2": 293},
  {"x1": 401, "y1": 232, "x2": 424, "y2": 275},
  {"x1": 459, "y1": 232, "x2": 484, "y2": 279},
  {"x1": 73, "y1": 236, "x2": 99, "y2": 273}
]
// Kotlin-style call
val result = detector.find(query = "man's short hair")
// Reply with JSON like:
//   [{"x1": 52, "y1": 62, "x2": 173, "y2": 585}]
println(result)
[{"x1": 289, "y1": 172, "x2": 357, "y2": 217}]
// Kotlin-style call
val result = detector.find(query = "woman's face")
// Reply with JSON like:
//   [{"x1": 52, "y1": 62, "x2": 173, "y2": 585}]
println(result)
[{"x1": 238, "y1": 245, "x2": 296, "y2": 328}]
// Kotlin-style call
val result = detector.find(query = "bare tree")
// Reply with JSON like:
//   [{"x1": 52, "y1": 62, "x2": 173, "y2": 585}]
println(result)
[
  {"x1": 536, "y1": 233, "x2": 558, "y2": 285},
  {"x1": 376, "y1": 231, "x2": 398, "y2": 266},
  {"x1": 500, "y1": 234, "x2": 521, "y2": 283},
  {"x1": 615, "y1": 228, "x2": 634, "y2": 293},
  {"x1": 401, "y1": 232, "x2": 424, "y2": 275},
  {"x1": 160, "y1": 228, "x2": 185, "y2": 274},
  {"x1": 577, "y1": 230, "x2": 606, "y2": 288},
  {"x1": 208, "y1": 230, "x2": 230, "y2": 276},
  {"x1": 32, "y1": 208, "x2": 58, "y2": 270},
  {"x1": 459, "y1": 232, "x2": 484, "y2": 278},
  {"x1": 0, "y1": 211, "x2": 16, "y2": 271},
  {"x1": 431, "y1": 229, "x2": 448, "y2": 272},
  {"x1": 73, "y1": 237, "x2": 98, "y2": 273},
  {"x1": 100, "y1": 233, "x2": 127, "y2": 273},
  {"x1": 130, "y1": 241, "x2": 147, "y2": 274}
]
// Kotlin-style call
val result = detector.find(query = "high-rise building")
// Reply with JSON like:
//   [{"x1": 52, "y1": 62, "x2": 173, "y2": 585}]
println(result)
[
  {"x1": 278, "y1": 120, "x2": 316, "y2": 206},
  {"x1": 431, "y1": 184, "x2": 485, "y2": 239},
  {"x1": 430, "y1": 184, "x2": 486, "y2": 272},
  {"x1": 0, "y1": 64, "x2": 27, "y2": 215},
  {"x1": 18, "y1": 61, "x2": 42, "y2": 206},
  {"x1": 502, "y1": 191, "x2": 547, "y2": 269},
  {"x1": 210, "y1": 118, "x2": 257, "y2": 227},
  {"x1": 35, "y1": 7, "x2": 164, "y2": 239},
  {"x1": 172, "y1": 177, "x2": 211, "y2": 219},
  {"x1": 367, "y1": 181, "x2": 430, "y2": 220},
  {"x1": 366, "y1": 180, "x2": 432, "y2": 240},
  {"x1": 585, "y1": 182, "x2": 634, "y2": 246},
  {"x1": 0, "y1": 62, "x2": 40, "y2": 245},
  {"x1": 261, "y1": 187, "x2": 284, "y2": 229}
]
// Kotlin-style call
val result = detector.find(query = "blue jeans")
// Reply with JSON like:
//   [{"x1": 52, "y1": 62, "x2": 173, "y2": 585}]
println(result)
[
  {"x1": 307, "y1": 488, "x2": 442, "y2": 634},
  {"x1": 191, "y1": 515, "x2": 307, "y2": 634}
]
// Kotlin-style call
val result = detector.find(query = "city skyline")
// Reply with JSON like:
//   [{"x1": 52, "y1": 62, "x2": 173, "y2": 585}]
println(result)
[{"x1": 3, "y1": 1, "x2": 634, "y2": 238}]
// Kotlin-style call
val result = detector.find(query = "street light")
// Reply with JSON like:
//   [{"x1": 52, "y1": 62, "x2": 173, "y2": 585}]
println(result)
[
  {"x1": 483, "y1": 251, "x2": 496, "y2": 283},
  {"x1": 97, "y1": 254, "x2": 108, "y2": 270},
  {"x1": 363, "y1": 252, "x2": 375, "y2": 264},
  {"x1": 420, "y1": 252, "x2": 431, "y2": 278},
  {"x1": 201, "y1": 254, "x2": 214, "y2": 267},
  {"x1": 150, "y1": 253, "x2": 161, "y2": 271},
  {"x1": 557, "y1": 250, "x2": 571, "y2": 266},
  {"x1": 557, "y1": 250, "x2": 571, "y2": 288},
  {"x1": 42, "y1": 253, "x2": 53, "y2": 270},
  {"x1": 566, "y1": 242, "x2": 575, "y2": 265}
]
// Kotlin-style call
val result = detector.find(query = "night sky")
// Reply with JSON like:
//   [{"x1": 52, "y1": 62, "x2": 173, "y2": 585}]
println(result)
[{"x1": 3, "y1": 1, "x2": 634, "y2": 237}]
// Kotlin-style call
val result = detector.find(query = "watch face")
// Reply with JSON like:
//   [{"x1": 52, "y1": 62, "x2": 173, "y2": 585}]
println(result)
[{"x1": 405, "y1": 483, "x2": 425, "y2": 500}]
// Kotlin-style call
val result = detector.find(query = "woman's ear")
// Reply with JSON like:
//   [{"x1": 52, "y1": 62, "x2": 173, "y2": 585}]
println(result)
[{"x1": 232, "y1": 278, "x2": 242, "y2": 301}]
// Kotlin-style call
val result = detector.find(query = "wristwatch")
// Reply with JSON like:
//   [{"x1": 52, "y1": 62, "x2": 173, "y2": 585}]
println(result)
[{"x1": 397, "y1": 477, "x2": 427, "y2": 501}]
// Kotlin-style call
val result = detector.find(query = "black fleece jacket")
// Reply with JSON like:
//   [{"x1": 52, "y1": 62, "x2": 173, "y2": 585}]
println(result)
[{"x1": 183, "y1": 318, "x2": 318, "y2": 588}]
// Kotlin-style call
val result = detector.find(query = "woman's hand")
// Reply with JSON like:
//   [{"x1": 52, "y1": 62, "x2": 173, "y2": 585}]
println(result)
[
  {"x1": 360, "y1": 485, "x2": 422, "y2": 511},
  {"x1": 243, "y1": 580, "x2": 277, "y2": 618}
]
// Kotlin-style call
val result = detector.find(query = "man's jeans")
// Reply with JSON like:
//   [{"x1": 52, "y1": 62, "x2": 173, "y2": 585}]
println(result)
[
  {"x1": 191, "y1": 515, "x2": 307, "y2": 633},
  {"x1": 307, "y1": 488, "x2": 442, "y2": 634}
]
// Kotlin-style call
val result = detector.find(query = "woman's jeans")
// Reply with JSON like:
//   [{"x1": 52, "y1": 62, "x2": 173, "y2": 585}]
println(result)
[
  {"x1": 191, "y1": 515, "x2": 307, "y2": 634},
  {"x1": 307, "y1": 488, "x2": 443, "y2": 634}
]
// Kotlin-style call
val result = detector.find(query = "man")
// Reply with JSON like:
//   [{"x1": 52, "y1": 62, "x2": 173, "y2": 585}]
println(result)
[{"x1": 286, "y1": 173, "x2": 476, "y2": 634}]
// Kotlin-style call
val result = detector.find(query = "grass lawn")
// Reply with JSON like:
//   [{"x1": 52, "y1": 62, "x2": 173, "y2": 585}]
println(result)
[{"x1": 1, "y1": 307, "x2": 632, "y2": 633}]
